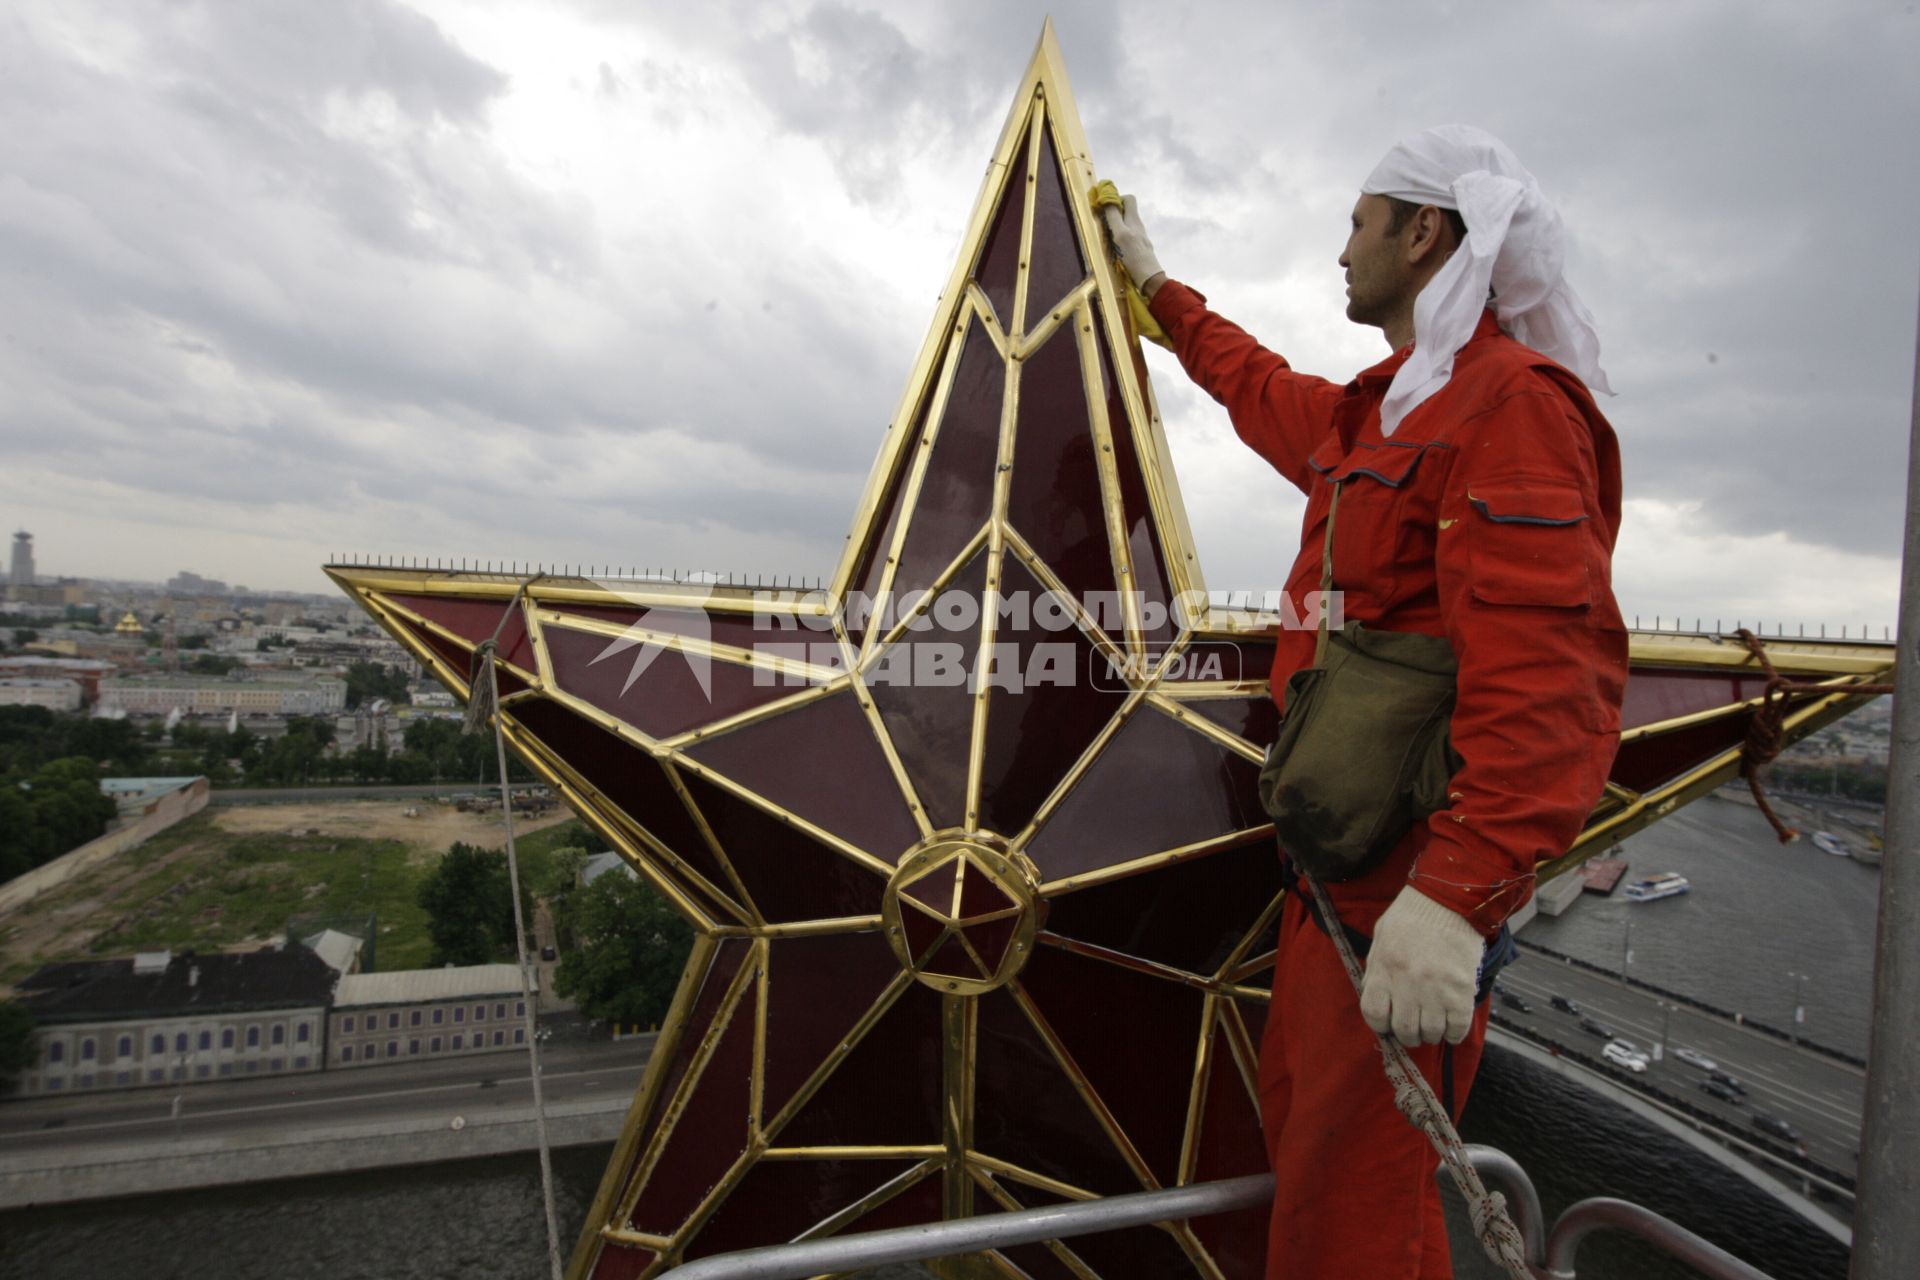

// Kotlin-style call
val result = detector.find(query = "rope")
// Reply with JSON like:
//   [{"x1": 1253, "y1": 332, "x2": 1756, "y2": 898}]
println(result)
[
  {"x1": 467, "y1": 577, "x2": 565, "y2": 1280},
  {"x1": 1731, "y1": 629, "x2": 1893, "y2": 843},
  {"x1": 1299, "y1": 870, "x2": 1535, "y2": 1280}
]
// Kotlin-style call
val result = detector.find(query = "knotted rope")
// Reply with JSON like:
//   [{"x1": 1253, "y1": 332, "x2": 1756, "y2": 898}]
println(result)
[
  {"x1": 466, "y1": 576, "x2": 564, "y2": 1280},
  {"x1": 1732, "y1": 628, "x2": 1893, "y2": 843},
  {"x1": 1300, "y1": 870, "x2": 1535, "y2": 1280}
]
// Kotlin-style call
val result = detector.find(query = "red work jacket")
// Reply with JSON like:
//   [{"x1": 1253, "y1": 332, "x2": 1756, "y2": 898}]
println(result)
[{"x1": 1150, "y1": 281, "x2": 1627, "y2": 935}]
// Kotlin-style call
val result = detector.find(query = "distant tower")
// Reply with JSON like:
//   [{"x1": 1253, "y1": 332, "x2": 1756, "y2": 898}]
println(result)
[{"x1": 9, "y1": 531, "x2": 32, "y2": 588}]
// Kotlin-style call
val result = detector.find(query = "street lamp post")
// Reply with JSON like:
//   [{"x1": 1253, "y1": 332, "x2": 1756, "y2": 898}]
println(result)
[
  {"x1": 1787, "y1": 971, "x2": 1808, "y2": 1048},
  {"x1": 1654, "y1": 1001, "x2": 1673, "y2": 1063},
  {"x1": 1621, "y1": 918, "x2": 1634, "y2": 979}
]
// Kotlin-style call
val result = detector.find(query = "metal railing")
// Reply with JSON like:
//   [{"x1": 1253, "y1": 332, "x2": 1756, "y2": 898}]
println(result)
[
  {"x1": 659, "y1": 1173, "x2": 1273, "y2": 1279},
  {"x1": 659, "y1": 1145, "x2": 1778, "y2": 1279}
]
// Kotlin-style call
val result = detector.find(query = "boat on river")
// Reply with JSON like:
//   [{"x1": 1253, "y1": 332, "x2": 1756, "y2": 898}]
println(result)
[{"x1": 1624, "y1": 872, "x2": 1692, "y2": 903}]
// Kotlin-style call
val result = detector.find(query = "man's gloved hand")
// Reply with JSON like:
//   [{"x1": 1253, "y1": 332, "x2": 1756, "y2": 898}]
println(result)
[
  {"x1": 1101, "y1": 194, "x2": 1166, "y2": 292},
  {"x1": 1359, "y1": 886, "x2": 1484, "y2": 1045}
]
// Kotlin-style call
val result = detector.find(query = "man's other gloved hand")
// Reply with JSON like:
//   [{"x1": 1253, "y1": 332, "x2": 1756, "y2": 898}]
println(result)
[
  {"x1": 1101, "y1": 195, "x2": 1166, "y2": 292},
  {"x1": 1359, "y1": 886, "x2": 1484, "y2": 1045}
]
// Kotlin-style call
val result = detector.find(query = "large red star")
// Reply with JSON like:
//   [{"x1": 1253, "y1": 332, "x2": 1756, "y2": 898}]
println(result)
[{"x1": 327, "y1": 25, "x2": 1892, "y2": 1280}]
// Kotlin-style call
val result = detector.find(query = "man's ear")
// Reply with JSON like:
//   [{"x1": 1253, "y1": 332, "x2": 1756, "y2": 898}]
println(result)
[{"x1": 1405, "y1": 205, "x2": 1450, "y2": 266}]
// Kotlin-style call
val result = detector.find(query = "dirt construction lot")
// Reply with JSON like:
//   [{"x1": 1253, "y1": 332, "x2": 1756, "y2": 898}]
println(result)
[
  {"x1": 212, "y1": 801, "x2": 570, "y2": 866},
  {"x1": 0, "y1": 801, "x2": 572, "y2": 991}
]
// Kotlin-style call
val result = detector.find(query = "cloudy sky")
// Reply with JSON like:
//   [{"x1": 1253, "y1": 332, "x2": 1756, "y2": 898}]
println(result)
[{"x1": 3, "y1": 0, "x2": 1916, "y2": 633}]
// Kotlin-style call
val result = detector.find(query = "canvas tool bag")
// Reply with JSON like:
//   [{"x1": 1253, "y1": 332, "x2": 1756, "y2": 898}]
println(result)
[{"x1": 1258, "y1": 482, "x2": 1463, "y2": 881}]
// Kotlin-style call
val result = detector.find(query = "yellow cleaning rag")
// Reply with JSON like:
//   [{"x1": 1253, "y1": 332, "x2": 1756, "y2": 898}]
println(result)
[{"x1": 1088, "y1": 180, "x2": 1173, "y2": 350}]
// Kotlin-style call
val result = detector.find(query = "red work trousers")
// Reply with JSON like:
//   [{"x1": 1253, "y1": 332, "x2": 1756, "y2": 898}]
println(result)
[{"x1": 1258, "y1": 893, "x2": 1491, "y2": 1279}]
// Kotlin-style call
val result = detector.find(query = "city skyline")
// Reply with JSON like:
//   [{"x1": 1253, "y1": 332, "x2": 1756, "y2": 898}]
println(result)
[{"x1": 3, "y1": 2, "x2": 1916, "y2": 629}]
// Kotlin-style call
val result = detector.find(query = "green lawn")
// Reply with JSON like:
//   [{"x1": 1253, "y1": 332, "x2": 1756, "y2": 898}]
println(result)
[
  {"x1": 86, "y1": 820, "x2": 440, "y2": 971},
  {"x1": 5, "y1": 813, "x2": 596, "y2": 981}
]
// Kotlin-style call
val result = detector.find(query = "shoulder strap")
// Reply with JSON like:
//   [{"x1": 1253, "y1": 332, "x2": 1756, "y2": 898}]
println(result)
[{"x1": 1314, "y1": 481, "x2": 1342, "y2": 665}]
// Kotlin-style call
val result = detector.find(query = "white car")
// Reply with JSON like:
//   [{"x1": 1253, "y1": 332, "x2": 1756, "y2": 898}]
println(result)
[
  {"x1": 1674, "y1": 1047, "x2": 1717, "y2": 1072},
  {"x1": 1602, "y1": 1041, "x2": 1650, "y2": 1073}
]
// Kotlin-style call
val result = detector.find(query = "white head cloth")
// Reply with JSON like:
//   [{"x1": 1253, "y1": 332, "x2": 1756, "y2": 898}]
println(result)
[{"x1": 1360, "y1": 124, "x2": 1612, "y2": 435}]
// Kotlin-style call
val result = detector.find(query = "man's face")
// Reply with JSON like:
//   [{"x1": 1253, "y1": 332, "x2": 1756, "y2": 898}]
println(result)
[{"x1": 1339, "y1": 194, "x2": 1413, "y2": 335}]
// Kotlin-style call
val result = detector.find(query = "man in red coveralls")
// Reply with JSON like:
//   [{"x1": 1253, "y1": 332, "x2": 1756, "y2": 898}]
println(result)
[{"x1": 1104, "y1": 126, "x2": 1627, "y2": 1277}]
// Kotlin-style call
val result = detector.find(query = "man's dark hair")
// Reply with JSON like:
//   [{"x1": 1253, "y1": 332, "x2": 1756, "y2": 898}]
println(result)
[{"x1": 1381, "y1": 196, "x2": 1467, "y2": 246}]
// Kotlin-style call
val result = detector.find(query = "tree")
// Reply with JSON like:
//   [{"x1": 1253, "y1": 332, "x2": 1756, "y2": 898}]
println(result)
[
  {"x1": 417, "y1": 842, "x2": 524, "y2": 966},
  {"x1": 187, "y1": 652, "x2": 241, "y2": 674},
  {"x1": 345, "y1": 662, "x2": 413, "y2": 709},
  {"x1": 0, "y1": 1001, "x2": 35, "y2": 1090},
  {"x1": 552, "y1": 870, "x2": 692, "y2": 1027}
]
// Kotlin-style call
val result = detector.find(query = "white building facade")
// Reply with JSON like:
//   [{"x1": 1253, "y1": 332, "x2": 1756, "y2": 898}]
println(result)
[{"x1": 329, "y1": 965, "x2": 534, "y2": 1068}]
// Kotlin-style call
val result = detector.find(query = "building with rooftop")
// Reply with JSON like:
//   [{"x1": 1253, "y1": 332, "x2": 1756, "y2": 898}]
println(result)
[
  {"x1": 329, "y1": 964, "x2": 534, "y2": 1068},
  {"x1": 13, "y1": 945, "x2": 338, "y2": 1096},
  {"x1": 0, "y1": 656, "x2": 114, "y2": 702},
  {"x1": 0, "y1": 677, "x2": 82, "y2": 711},
  {"x1": 99, "y1": 673, "x2": 347, "y2": 716},
  {"x1": 301, "y1": 929, "x2": 365, "y2": 976},
  {"x1": 9, "y1": 530, "x2": 33, "y2": 589}
]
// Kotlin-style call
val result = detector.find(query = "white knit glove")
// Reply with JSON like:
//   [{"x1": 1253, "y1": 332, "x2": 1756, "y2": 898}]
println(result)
[
  {"x1": 1101, "y1": 195, "x2": 1166, "y2": 291},
  {"x1": 1359, "y1": 886, "x2": 1484, "y2": 1045}
]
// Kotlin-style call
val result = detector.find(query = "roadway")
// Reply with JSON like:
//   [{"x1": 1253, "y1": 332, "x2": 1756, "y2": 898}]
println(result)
[
  {"x1": 1496, "y1": 947, "x2": 1864, "y2": 1176},
  {"x1": 0, "y1": 1029, "x2": 654, "y2": 1161}
]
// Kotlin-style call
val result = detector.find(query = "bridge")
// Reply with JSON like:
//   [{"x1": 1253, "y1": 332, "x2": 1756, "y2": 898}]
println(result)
[{"x1": 1494, "y1": 938, "x2": 1863, "y2": 1203}]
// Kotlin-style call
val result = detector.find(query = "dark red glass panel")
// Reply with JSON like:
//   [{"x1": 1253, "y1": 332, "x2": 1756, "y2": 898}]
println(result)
[
  {"x1": 960, "y1": 912, "x2": 1018, "y2": 973},
  {"x1": 388, "y1": 615, "x2": 531, "y2": 700},
  {"x1": 617, "y1": 939, "x2": 751, "y2": 1180},
  {"x1": 1007, "y1": 320, "x2": 1113, "y2": 613},
  {"x1": 388, "y1": 593, "x2": 534, "y2": 670},
  {"x1": 867, "y1": 550, "x2": 987, "y2": 832},
  {"x1": 891, "y1": 320, "x2": 1003, "y2": 609},
  {"x1": 761, "y1": 932, "x2": 903, "y2": 1124},
  {"x1": 1040, "y1": 832, "x2": 1278, "y2": 976},
  {"x1": 685, "y1": 689, "x2": 921, "y2": 862},
  {"x1": 542, "y1": 623, "x2": 813, "y2": 741},
  {"x1": 391, "y1": 617, "x2": 472, "y2": 689},
  {"x1": 1018, "y1": 943, "x2": 1206, "y2": 1187},
  {"x1": 543, "y1": 603, "x2": 778, "y2": 656},
  {"x1": 1176, "y1": 695, "x2": 1280, "y2": 749},
  {"x1": 1608, "y1": 714, "x2": 1756, "y2": 793},
  {"x1": 1161, "y1": 638, "x2": 1261, "y2": 686},
  {"x1": 958, "y1": 863, "x2": 1012, "y2": 918},
  {"x1": 1187, "y1": 1028, "x2": 1270, "y2": 1278},
  {"x1": 1621, "y1": 668, "x2": 1770, "y2": 732},
  {"x1": 507, "y1": 699, "x2": 740, "y2": 917},
  {"x1": 973, "y1": 1182, "x2": 1090, "y2": 1280},
  {"x1": 1026, "y1": 706, "x2": 1265, "y2": 883},
  {"x1": 1233, "y1": 991, "x2": 1269, "y2": 1051},
  {"x1": 1024, "y1": 122, "x2": 1089, "y2": 325},
  {"x1": 627, "y1": 968, "x2": 758, "y2": 1236},
  {"x1": 1095, "y1": 312, "x2": 1178, "y2": 648},
  {"x1": 844, "y1": 394, "x2": 933, "y2": 648},
  {"x1": 900, "y1": 902, "x2": 946, "y2": 967},
  {"x1": 993, "y1": 1241, "x2": 1085, "y2": 1280},
  {"x1": 973, "y1": 987, "x2": 1141, "y2": 1197},
  {"x1": 994, "y1": 1178, "x2": 1203, "y2": 1278},
  {"x1": 972, "y1": 125, "x2": 1030, "y2": 332},
  {"x1": 678, "y1": 770, "x2": 886, "y2": 923},
  {"x1": 926, "y1": 933, "x2": 988, "y2": 979},
  {"x1": 684, "y1": 1158, "x2": 921, "y2": 1261},
  {"x1": 977, "y1": 556, "x2": 1130, "y2": 838},
  {"x1": 837, "y1": 1163, "x2": 944, "y2": 1234},
  {"x1": 586, "y1": 1243, "x2": 653, "y2": 1280},
  {"x1": 774, "y1": 983, "x2": 943, "y2": 1148},
  {"x1": 902, "y1": 861, "x2": 959, "y2": 912}
]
